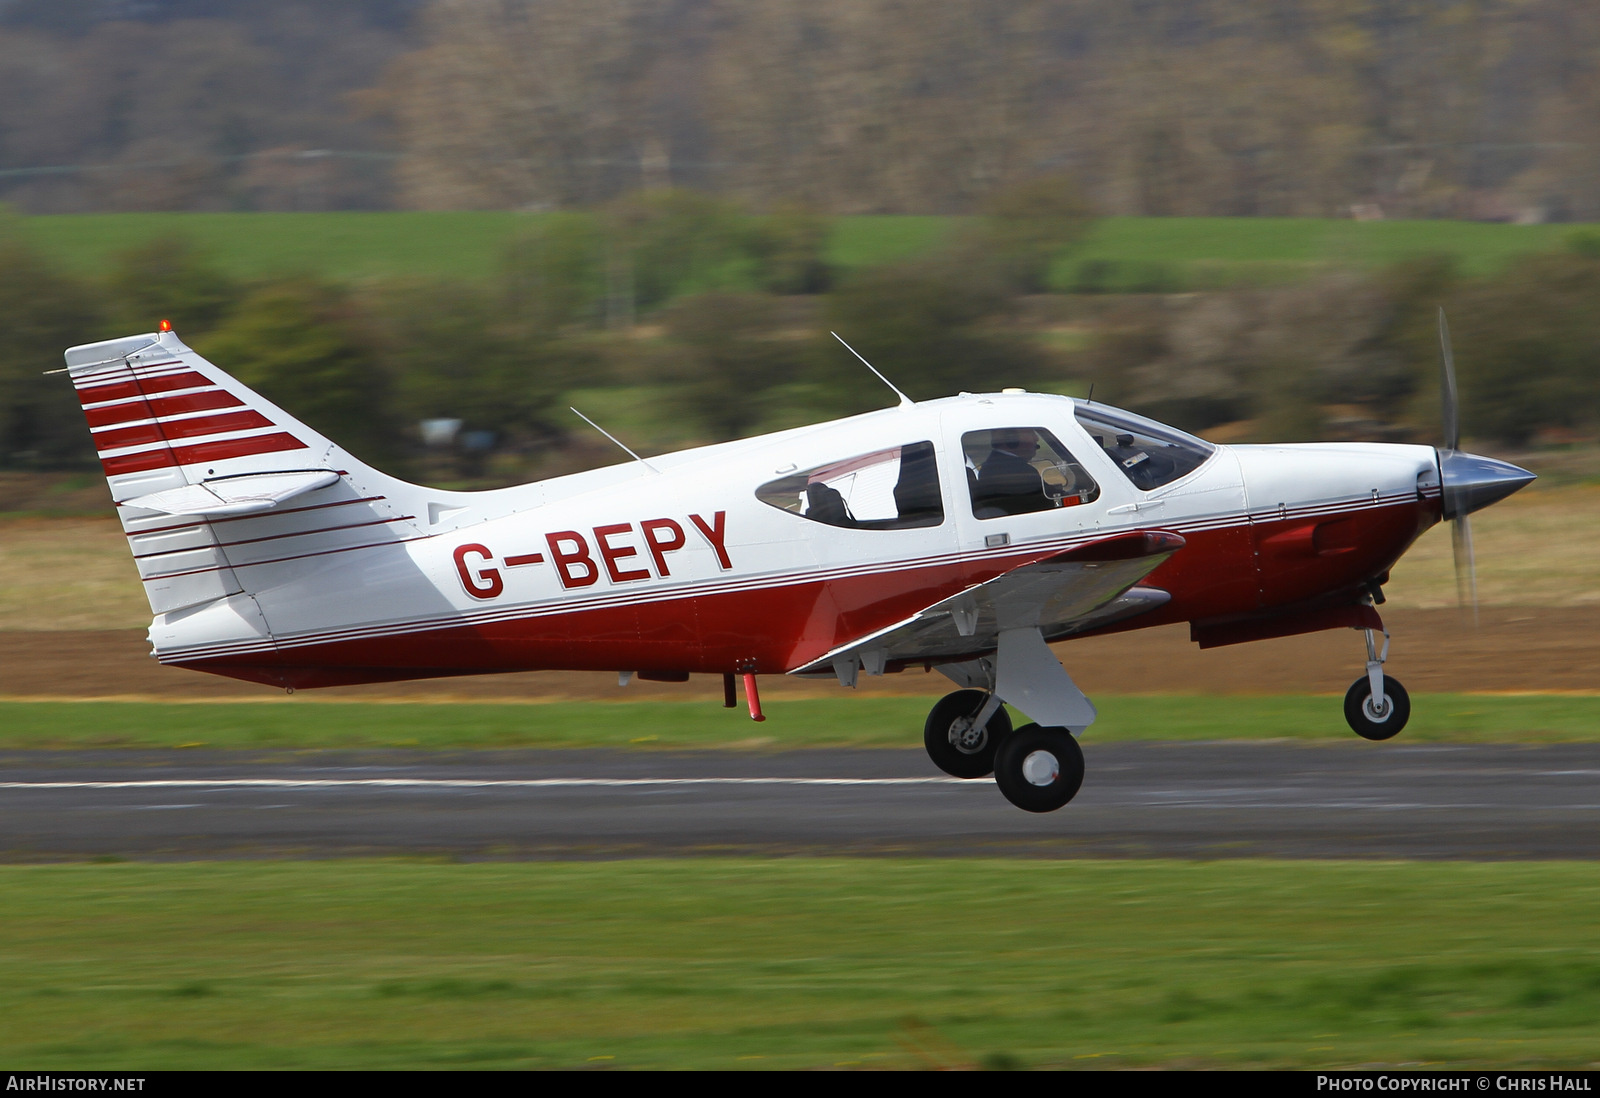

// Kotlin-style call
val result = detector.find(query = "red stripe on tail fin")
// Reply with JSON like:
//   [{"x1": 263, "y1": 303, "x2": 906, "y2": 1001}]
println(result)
[
  {"x1": 75, "y1": 370, "x2": 210, "y2": 406},
  {"x1": 85, "y1": 390, "x2": 244, "y2": 428},
  {"x1": 100, "y1": 431, "x2": 306, "y2": 476},
  {"x1": 92, "y1": 410, "x2": 274, "y2": 451}
]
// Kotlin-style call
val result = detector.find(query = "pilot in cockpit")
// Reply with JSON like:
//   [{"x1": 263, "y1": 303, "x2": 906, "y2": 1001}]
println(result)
[{"x1": 975, "y1": 429, "x2": 1054, "y2": 516}]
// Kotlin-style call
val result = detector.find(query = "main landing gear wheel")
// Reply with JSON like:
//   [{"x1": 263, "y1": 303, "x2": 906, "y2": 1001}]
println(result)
[
  {"x1": 994, "y1": 724, "x2": 1084, "y2": 813},
  {"x1": 924, "y1": 690, "x2": 1013, "y2": 779},
  {"x1": 1344, "y1": 675, "x2": 1411, "y2": 741}
]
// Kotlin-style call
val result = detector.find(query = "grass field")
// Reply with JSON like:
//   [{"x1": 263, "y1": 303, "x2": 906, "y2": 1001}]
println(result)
[
  {"x1": 3, "y1": 693, "x2": 1598, "y2": 750},
  {"x1": 11, "y1": 211, "x2": 1587, "y2": 287},
  {"x1": 1055, "y1": 216, "x2": 1587, "y2": 290},
  {"x1": 2, "y1": 859, "x2": 1597, "y2": 1069}
]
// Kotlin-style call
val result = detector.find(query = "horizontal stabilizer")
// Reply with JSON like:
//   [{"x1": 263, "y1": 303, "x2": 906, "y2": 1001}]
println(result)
[{"x1": 122, "y1": 469, "x2": 341, "y2": 516}]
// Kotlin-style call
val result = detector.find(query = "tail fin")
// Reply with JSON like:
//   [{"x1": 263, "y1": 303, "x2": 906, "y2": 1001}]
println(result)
[{"x1": 64, "y1": 327, "x2": 431, "y2": 618}]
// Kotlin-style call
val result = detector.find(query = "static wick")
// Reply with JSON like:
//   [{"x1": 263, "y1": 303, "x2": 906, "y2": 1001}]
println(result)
[
  {"x1": 832, "y1": 332, "x2": 913, "y2": 408},
  {"x1": 570, "y1": 407, "x2": 660, "y2": 474}
]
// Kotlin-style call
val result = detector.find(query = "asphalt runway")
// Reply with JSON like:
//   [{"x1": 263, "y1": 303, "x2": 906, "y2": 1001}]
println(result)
[{"x1": 4, "y1": 742, "x2": 1599, "y2": 860}]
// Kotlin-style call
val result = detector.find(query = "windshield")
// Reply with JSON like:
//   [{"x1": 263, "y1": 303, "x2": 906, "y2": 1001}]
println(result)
[{"x1": 1074, "y1": 404, "x2": 1214, "y2": 491}]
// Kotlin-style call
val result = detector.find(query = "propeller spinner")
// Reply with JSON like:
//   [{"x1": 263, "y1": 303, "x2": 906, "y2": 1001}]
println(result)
[{"x1": 1435, "y1": 308, "x2": 1537, "y2": 622}]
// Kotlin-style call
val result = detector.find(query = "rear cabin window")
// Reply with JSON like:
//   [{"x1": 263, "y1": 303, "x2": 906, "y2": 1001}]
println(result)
[
  {"x1": 755, "y1": 440, "x2": 944, "y2": 529},
  {"x1": 1073, "y1": 405, "x2": 1214, "y2": 491},
  {"x1": 961, "y1": 427, "x2": 1100, "y2": 519}
]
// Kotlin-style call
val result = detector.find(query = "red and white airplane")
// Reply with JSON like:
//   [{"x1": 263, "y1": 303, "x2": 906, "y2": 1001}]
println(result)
[{"x1": 63, "y1": 319, "x2": 1532, "y2": 812}]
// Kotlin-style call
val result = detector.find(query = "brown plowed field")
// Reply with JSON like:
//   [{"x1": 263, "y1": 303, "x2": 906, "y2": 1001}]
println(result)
[{"x1": 4, "y1": 605, "x2": 1594, "y2": 702}]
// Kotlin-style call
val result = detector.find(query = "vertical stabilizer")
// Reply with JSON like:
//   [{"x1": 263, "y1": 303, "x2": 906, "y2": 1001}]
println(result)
[{"x1": 64, "y1": 328, "x2": 430, "y2": 620}]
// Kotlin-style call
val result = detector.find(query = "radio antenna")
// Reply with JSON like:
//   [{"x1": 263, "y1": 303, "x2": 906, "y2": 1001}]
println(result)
[
  {"x1": 570, "y1": 407, "x2": 660, "y2": 474},
  {"x1": 832, "y1": 332, "x2": 913, "y2": 408}
]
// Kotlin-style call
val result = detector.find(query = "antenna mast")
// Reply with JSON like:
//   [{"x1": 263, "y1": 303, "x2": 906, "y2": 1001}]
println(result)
[
  {"x1": 569, "y1": 407, "x2": 660, "y2": 474},
  {"x1": 832, "y1": 332, "x2": 913, "y2": 408}
]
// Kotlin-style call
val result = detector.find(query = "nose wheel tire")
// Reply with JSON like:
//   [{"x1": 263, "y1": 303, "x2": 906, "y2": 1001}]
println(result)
[
  {"x1": 994, "y1": 724, "x2": 1084, "y2": 813},
  {"x1": 1344, "y1": 675, "x2": 1410, "y2": 741},
  {"x1": 924, "y1": 690, "x2": 1013, "y2": 779}
]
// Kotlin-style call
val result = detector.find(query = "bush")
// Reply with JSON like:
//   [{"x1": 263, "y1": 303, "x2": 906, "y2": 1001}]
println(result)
[
  {"x1": 0, "y1": 236, "x2": 104, "y2": 469},
  {"x1": 752, "y1": 202, "x2": 833, "y2": 294},
  {"x1": 1443, "y1": 253, "x2": 1600, "y2": 445},
  {"x1": 823, "y1": 255, "x2": 1042, "y2": 406},
  {"x1": 604, "y1": 189, "x2": 762, "y2": 311},
  {"x1": 501, "y1": 214, "x2": 607, "y2": 333},
  {"x1": 103, "y1": 235, "x2": 238, "y2": 339},
  {"x1": 197, "y1": 280, "x2": 399, "y2": 466},
  {"x1": 660, "y1": 291, "x2": 808, "y2": 439},
  {"x1": 976, "y1": 174, "x2": 1095, "y2": 293}
]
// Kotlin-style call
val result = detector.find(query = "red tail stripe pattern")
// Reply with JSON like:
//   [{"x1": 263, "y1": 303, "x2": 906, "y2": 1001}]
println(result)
[
  {"x1": 85, "y1": 390, "x2": 244, "y2": 428},
  {"x1": 100, "y1": 432, "x2": 307, "y2": 476},
  {"x1": 93, "y1": 410, "x2": 275, "y2": 452},
  {"x1": 76, "y1": 371, "x2": 211, "y2": 406},
  {"x1": 92, "y1": 421, "x2": 166, "y2": 450}
]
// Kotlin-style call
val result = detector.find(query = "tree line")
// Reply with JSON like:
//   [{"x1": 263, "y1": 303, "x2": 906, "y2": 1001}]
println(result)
[
  {"x1": 1, "y1": 189, "x2": 1595, "y2": 490},
  {"x1": 8, "y1": 1, "x2": 1600, "y2": 220}
]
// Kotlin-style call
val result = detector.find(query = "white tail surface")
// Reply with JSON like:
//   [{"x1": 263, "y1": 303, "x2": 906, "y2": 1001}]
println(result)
[{"x1": 65, "y1": 328, "x2": 434, "y2": 619}]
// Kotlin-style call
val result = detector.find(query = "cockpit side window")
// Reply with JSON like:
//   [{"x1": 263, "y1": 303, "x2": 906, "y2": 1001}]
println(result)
[
  {"x1": 960, "y1": 427, "x2": 1100, "y2": 519},
  {"x1": 755, "y1": 441, "x2": 944, "y2": 529},
  {"x1": 1074, "y1": 405, "x2": 1214, "y2": 491}
]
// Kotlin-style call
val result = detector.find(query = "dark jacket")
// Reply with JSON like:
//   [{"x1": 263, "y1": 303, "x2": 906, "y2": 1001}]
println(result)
[{"x1": 975, "y1": 448, "x2": 1052, "y2": 516}]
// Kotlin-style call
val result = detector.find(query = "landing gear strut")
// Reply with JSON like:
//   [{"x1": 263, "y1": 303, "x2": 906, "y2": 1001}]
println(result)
[
  {"x1": 924, "y1": 689, "x2": 1012, "y2": 779},
  {"x1": 1344, "y1": 627, "x2": 1410, "y2": 740}
]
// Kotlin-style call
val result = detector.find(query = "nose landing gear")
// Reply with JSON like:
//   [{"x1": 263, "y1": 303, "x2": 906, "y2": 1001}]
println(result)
[{"x1": 1344, "y1": 627, "x2": 1410, "y2": 740}]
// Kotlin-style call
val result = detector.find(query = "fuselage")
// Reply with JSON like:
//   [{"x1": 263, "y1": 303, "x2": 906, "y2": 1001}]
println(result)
[{"x1": 150, "y1": 392, "x2": 1443, "y2": 689}]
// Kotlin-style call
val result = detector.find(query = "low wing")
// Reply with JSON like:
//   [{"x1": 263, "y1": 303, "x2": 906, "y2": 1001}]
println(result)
[{"x1": 791, "y1": 530, "x2": 1185, "y2": 679}]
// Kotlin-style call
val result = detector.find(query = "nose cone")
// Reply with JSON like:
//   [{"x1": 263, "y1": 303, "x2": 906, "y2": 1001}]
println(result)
[{"x1": 1439, "y1": 450, "x2": 1536, "y2": 519}]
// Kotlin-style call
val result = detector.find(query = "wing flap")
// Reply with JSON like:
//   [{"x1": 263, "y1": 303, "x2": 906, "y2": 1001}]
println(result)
[{"x1": 791, "y1": 529, "x2": 1184, "y2": 678}]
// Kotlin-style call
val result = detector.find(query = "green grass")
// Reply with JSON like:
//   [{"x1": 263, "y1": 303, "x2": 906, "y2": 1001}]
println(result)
[
  {"x1": 13, "y1": 211, "x2": 1588, "y2": 287},
  {"x1": 17, "y1": 211, "x2": 530, "y2": 283},
  {"x1": 14, "y1": 210, "x2": 958, "y2": 284},
  {"x1": 1055, "y1": 216, "x2": 1589, "y2": 291},
  {"x1": 821, "y1": 214, "x2": 957, "y2": 270},
  {"x1": 3, "y1": 693, "x2": 1598, "y2": 750},
  {"x1": 2, "y1": 859, "x2": 1599, "y2": 1068}
]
